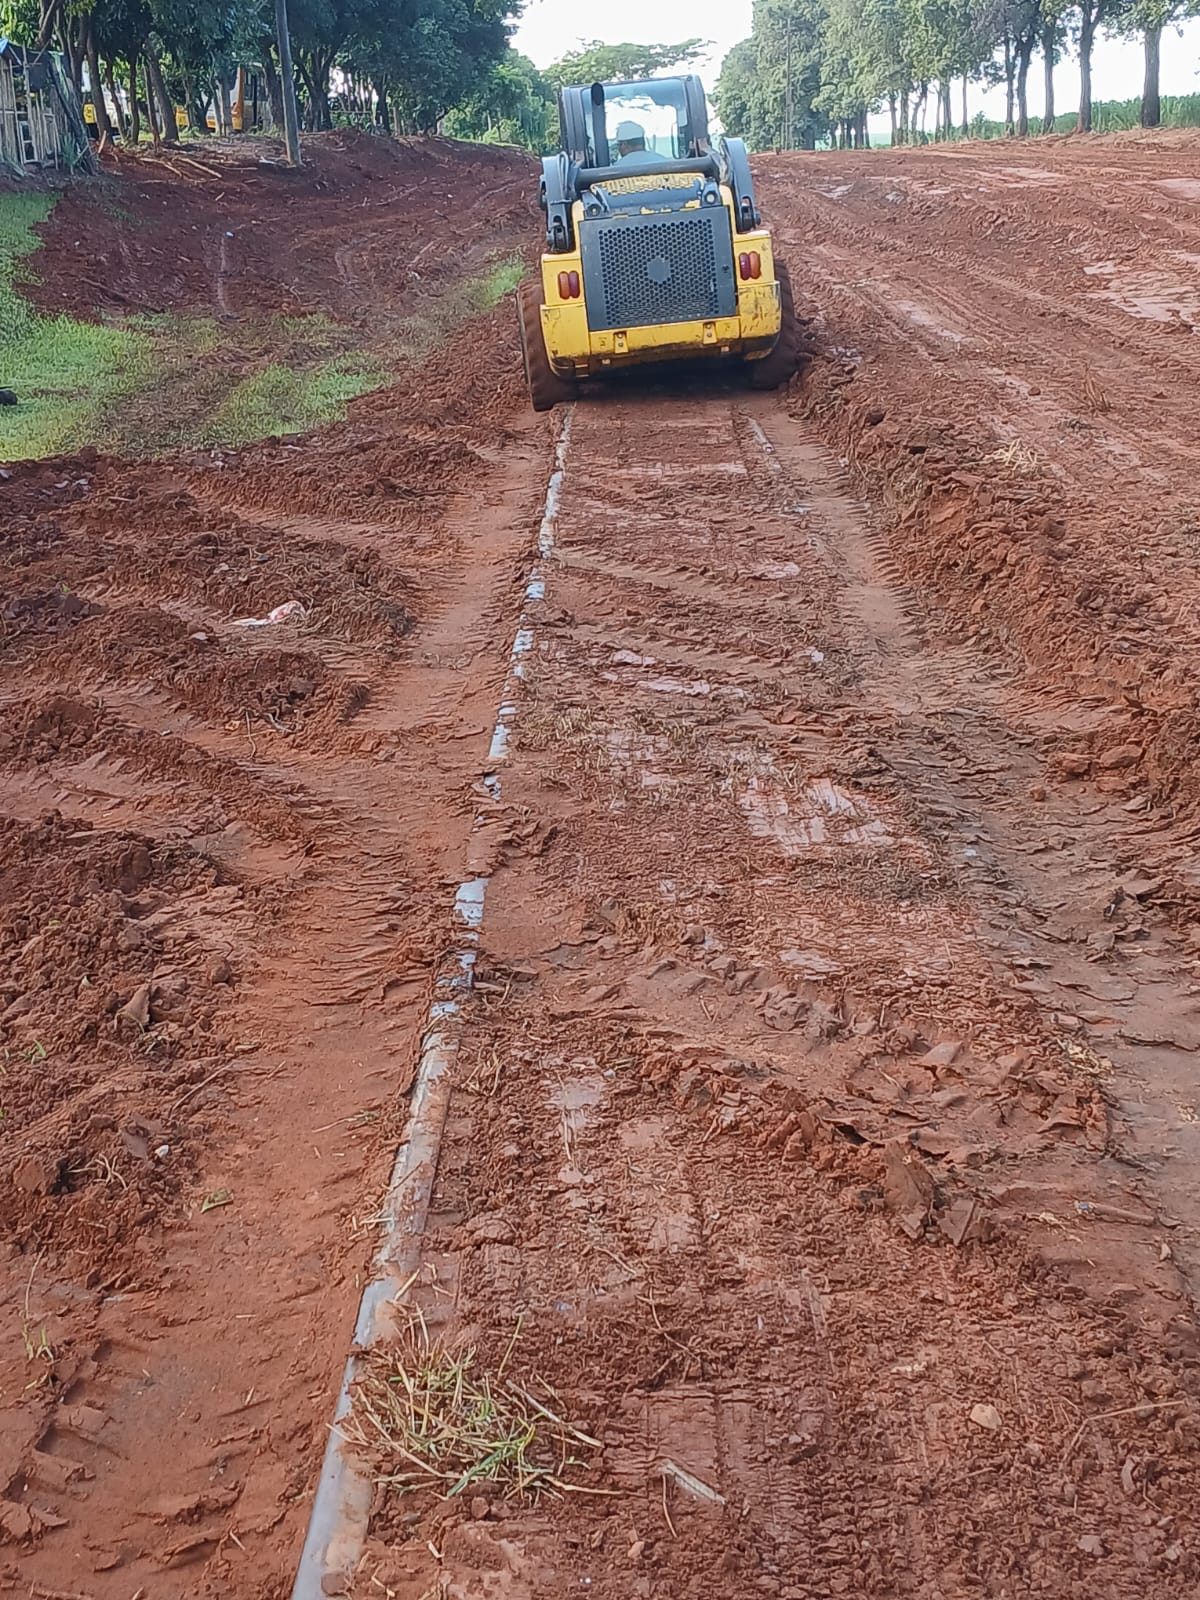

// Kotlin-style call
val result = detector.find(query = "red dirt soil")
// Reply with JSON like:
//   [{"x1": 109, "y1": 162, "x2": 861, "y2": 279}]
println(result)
[
  {"x1": 4, "y1": 132, "x2": 1200, "y2": 1600},
  {"x1": 24, "y1": 130, "x2": 532, "y2": 323}
]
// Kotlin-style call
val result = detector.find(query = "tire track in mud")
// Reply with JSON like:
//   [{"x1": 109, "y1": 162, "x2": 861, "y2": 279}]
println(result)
[
  {"x1": 334, "y1": 389, "x2": 1200, "y2": 1600},
  {"x1": 747, "y1": 403, "x2": 1200, "y2": 1284}
]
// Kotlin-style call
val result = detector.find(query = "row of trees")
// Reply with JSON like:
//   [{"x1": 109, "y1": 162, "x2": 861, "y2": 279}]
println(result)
[
  {"x1": 716, "y1": 0, "x2": 1199, "y2": 151},
  {"x1": 7, "y1": 0, "x2": 1188, "y2": 161},
  {"x1": 0, "y1": 4, "x2": 712, "y2": 160},
  {"x1": 445, "y1": 38, "x2": 710, "y2": 151},
  {"x1": 0, "y1": 0, "x2": 518, "y2": 147}
]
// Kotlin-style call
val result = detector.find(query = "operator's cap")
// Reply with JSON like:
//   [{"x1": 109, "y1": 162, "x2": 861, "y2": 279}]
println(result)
[{"x1": 615, "y1": 121, "x2": 646, "y2": 142}]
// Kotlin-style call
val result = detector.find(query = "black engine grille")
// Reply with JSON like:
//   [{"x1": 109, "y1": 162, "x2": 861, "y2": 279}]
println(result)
[{"x1": 580, "y1": 210, "x2": 737, "y2": 333}]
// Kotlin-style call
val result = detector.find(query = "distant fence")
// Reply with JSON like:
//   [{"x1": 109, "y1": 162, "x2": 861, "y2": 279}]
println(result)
[{"x1": 0, "y1": 41, "x2": 96, "y2": 176}]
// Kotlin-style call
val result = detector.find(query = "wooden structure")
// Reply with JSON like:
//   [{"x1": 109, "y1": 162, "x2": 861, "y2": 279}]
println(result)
[{"x1": 0, "y1": 40, "x2": 95, "y2": 176}]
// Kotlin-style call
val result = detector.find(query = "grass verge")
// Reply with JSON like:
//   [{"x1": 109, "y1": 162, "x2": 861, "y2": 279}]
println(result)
[{"x1": 1, "y1": 193, "x2": 153, "y2": 459}]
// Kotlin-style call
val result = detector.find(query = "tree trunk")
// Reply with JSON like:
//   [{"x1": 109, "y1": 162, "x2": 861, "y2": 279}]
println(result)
[
  {"x1": 1041, "y1": 21, "x2": 1056, "y2": 132},
  {"x1": 104, "y1": 61, "x2": 127, "y2": 139},
  {"x1": 37, "y1": 0, "x2": 64, "y2": 50},
  {"x1": 64, "y1": 16, "x2": 86, "y2": 93},
  {"x1": 217, "y1": 72, "x2": 233, "y2": 137},
  {"x1": 899, "y1": 91, "x2": 909, "y2": 145},
  {"x1": 1003, "y1": 35, "x2": 1015, "y2": 134},
  {"x1": 144, "y1": 57, "x2": 160, "y2": 147},
  {"x1": 297, "y1": 59, "x2": 318, "y2": 130},
  {"x1": 1077, "y1": 6, "x2": 1095, "y2": 132},
  {"x1": 1016, "y1": 39, "x2": 1034, "y2": 136},
  {"x1": 961, "y1": 75, "x2": 969, "y2": 137},
  {"x1": 145, "y1": 47, "x2": 178, "y2": 143},
  {"x1": 127, "y1": 55, "x2": 140, "y2": 144},
  {"x1": 314, "y1": 53, "x2": 333, "y2": 129},
  {"x1": 274, "y1": 0, "x2": 303, "y2": 165},
  {"x1": 861, "y1": 112, "x2": 870, "y2": 149},
  {"x1": 1141, "y1": 24, "x2": 1162, "y2": 127},
  {"x1": 374, "y1": 79, "x2": 392, "y2": 132},
  {"x1": 261, "y1": 51, "x2": 284, "y2": 131},
  {"x1": 84, "y1": 22, "x2": 114, "y2": 143}
]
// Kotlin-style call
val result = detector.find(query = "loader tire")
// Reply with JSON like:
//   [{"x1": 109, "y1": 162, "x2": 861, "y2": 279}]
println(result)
[
  {"x1": 749, "y1": 262, "x2": 798, "y2": 391},
  {"x1": 518, "y1": 280, "x2": 576, "y2": 413}
]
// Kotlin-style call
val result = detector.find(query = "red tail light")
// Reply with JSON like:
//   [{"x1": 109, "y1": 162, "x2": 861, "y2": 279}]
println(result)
[
  {"x1": 739, "y1": 252, "x2": 762, "y2": 281},
  {"x1": 557, "y1": 270, "x2": 581, "y2": 299}
]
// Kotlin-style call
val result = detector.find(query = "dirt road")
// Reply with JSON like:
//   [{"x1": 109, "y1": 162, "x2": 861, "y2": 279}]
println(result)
[{"x1": 4, "y1": 134, "x2": 1200, "y2": 1598}]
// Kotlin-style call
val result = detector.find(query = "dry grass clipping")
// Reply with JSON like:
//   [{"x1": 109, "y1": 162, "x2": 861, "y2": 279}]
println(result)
[{"x1": 342, "y1": 1322, "x2": 607, "y2": 1501}]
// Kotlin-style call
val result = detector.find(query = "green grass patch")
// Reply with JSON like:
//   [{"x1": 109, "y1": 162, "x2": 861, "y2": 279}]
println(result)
[
  {"x1": 203, "y1": 355, "x2": 384, "y2": 446},
  {"x1": 1, "y1": 193, "x2": 155, "y2": 460},
  {"x1": 467, "y1": 253, "x2": 524, "y2": 311},
  {"x1": 107, "y1": 310, "x2": 384, "y2": 451}
]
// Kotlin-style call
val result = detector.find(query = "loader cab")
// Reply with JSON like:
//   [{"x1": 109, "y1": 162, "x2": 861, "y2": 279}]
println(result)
[{"x1": 557, "y1": 74, "x2": 710, "y2": 169}]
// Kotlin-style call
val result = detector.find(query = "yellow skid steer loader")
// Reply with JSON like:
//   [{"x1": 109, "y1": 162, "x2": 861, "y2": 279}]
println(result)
[{"x1": 519, "y1": 73, "x2": 796, "y2": 411}]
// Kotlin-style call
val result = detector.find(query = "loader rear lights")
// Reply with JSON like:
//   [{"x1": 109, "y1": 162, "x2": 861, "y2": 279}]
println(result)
[
  {"x1": 557, "y1": 270, "x2": 581, "y2": 299},
  {"x1": 738, "y1": 251, "x2": 762, "y2": 281}
]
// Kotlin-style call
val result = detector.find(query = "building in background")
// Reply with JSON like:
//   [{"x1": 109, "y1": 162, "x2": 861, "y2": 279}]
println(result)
[{"x1": 0, "y1": 39, "x2": 95, "y2": 176}]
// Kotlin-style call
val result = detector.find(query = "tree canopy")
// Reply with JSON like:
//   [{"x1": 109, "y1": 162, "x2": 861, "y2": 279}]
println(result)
[
  {"x1": 543, "y1": 39, "x2": 709, "y2": 92},
  {"x1": 715, "y1": 0, "x2": 1199, "y2": 146},
  {"x1": 3, "y1": 0, "x2": 519, "y2": 141},
  {"x1": 0, "y1": 9, "x2": 728, "y2": 154}
]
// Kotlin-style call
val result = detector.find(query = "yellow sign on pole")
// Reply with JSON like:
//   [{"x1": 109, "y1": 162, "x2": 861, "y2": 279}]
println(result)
[{"x1": 175, "y1": 106, "x2": 189, "y2": 128}]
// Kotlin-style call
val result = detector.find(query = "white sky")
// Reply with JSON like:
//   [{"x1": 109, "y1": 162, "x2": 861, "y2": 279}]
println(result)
[{"x1": 513, "y1": 2, "x2": 1200, "y2": 129}]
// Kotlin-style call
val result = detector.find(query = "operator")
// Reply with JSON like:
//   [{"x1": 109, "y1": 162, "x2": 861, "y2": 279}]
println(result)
[{"x1": 614, "y1": 120, "x2": 659, "y2": 167}]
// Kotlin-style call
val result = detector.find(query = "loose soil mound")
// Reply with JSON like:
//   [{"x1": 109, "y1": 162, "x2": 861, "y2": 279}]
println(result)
[{"x1": 26, "y1": 130, "x2": 533, "y2": 324}]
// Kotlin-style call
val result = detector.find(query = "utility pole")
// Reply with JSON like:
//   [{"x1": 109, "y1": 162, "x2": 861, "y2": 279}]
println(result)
[{"x1": 275, "y1": 0, "x2": 302, "y2": 166}]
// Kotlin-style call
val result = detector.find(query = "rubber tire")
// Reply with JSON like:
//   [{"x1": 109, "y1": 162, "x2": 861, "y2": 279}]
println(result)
[
  {"x1": 748, "y1": 261, "x2": 799, "y2": 390},
  {"x1": 518, "y1": 280, "x2": 577, "y2": 413}
]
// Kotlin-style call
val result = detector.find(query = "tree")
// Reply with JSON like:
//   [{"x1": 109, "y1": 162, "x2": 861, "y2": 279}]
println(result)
[
  {"x1": 545, "y1": 39, "x2": 708, "y2": 92},
  {"x1": 1039, "y1": 4, "x2": 1066, "y2": 130},
  {"x1": 1073, "y1": 0, "x2": 1130, "y2": 130},
  {"x1": 443, "y1": 51, "x2": 554, "y2": 151},
  {"x1": 1004, "y1": 0, "x2": 1042, "y2": 134},
  {"x1": 1114, "y1": 0, "x2": 1200, "y2": 127},
  {"x1": 715, "y1": 0, "x2": 829, "y2": 150},
  {"x1": 907, "y1": 0, "x2": 1005, "y2": 135},
  {"x1": 275, "y1": 0, "x2": 301, "y2": 161},
  {"x1": 714, "y1": 38, "x2": 760, "y2": 139},
  {"x1": 344, "y1": 0, "x2": 510, "y2": 135},
  {"x1": 819, "y1": 0, "x2": 909, "y2": 144}
]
